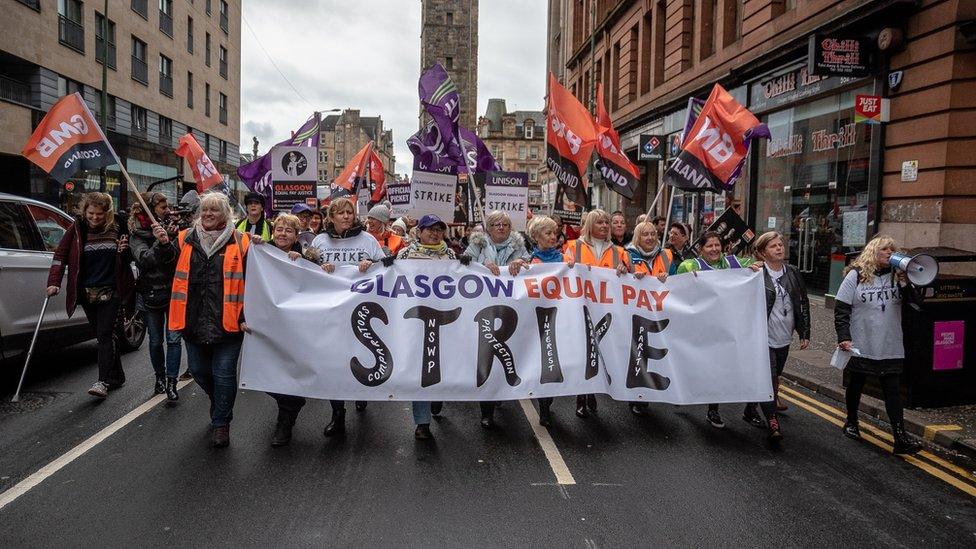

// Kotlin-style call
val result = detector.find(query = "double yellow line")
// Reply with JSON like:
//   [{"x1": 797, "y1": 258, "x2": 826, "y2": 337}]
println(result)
[{"x1": 778, "y1": 384, "x2": 976, "y2": 497}]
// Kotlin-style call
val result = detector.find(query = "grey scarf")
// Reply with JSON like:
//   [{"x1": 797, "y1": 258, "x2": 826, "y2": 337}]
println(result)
[{"x1": 193, "y1": 222, "x2": 234, "y2": 258}]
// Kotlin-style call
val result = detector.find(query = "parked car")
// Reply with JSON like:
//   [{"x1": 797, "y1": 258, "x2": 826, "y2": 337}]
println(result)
[{"x1": 0, "y1": 192, "x2": 145, "y2": 362}]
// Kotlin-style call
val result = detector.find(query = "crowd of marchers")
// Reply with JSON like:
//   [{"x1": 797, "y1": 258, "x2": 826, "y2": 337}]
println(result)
[{"x1": 43, "y1": 190, "x2": 921, "y2": 456}]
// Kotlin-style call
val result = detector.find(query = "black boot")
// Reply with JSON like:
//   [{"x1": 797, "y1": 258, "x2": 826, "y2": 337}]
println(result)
[
  {"x1": 324, "y1": 408, "x2": 346, "y2": 437},
  {"x1": 355, "y1": 401, "x2": 368, "y2": 411},
  {"x1": 842, "y1": 420, "x2": 861, "y2": 440},
  {"x1": 575, "y1": 395, "x2": 589, "y2": 418},
  {"x1": 538, "y1": 399, "x2": 552, "y2": 427},
  {"x1": 153, "y1": 375, "x2": 166, "y2": 395},
  {"x1": 480, "y1": 402, "x2": 495, "y2": 429},
  {"x1": 892, "y1": 423, "x2": 922, "y2": 455},
  {"x1": 629, "y1": 402, "x2": 649, "y2": 416},
  {"x1": 165, "y1": 377, "x2": 179, "y2": 401},
  {"x1": 586, "y1": 394, "x2": 598, "y2": 413},
  {"x1": 272, "y1": 414, "x2": 295, "y2": 447},
  {"x1": 431, "y1": 401, "x2": 443, "y2": 416}
]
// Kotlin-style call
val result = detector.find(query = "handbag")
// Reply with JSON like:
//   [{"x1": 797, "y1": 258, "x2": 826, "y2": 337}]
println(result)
[
  {"x1": 142, "y1": 287, "x2": 171, "y2": 310},
  {"x1": 84, "y1": 286, "x2": 115, "y2": 304}
]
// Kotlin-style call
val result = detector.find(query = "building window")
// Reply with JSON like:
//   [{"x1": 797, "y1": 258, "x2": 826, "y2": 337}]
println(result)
[
  {"x1": 654, "y1": 0, "x2": 666, "y2": 86},
  {"x1": 159, "y1": 115, "x2": 172, "y2": 143},
  {"x1": 187, "y1": 16, "x2": 193, "y2": 53},
  {"x1": 105, "y1": 96, "x2": 117, "y2": 129},
  {"x1": 131, "y1": 36, "x2": 149, "y2": 85},
  {"x1": 205, "y1": 82, "x2": 211, "y2": 116},
  {"x1": 219, "y1": 46, "x2": 228, "y2": 79},
  {"x1": 701, "y1": 0, "x2": 718, "y2": 60},
  {"x1": 529, "y1": 170, "x2": 538, "y2": 182},
  {"x1": 725, "y1": 0, "x2": 743, "y2": 46},
  {"x1": 446, "y1": 11, "x2": 453, "y2": 25},
  {"x1": 219, "y1": 0, "x2": 229, "y2": 34},
  {"x1": 56, "y1": 75, "x2": 83, "y2": 98},
  {"x1": 205, "y1": 32, "x2": 211, "y2": 66},
  {"x1": 58, "y1": 0, "x2": 85, "y2": 53},
  {"x1": 206, "y1": 0, "x2": 211, "y2": 15},
  {"x1": 159, "y1": 54, "x2": 173, "y2": 97},
  {"x1": 445, "y1": 56, "x2": 453, "y2": 70},
  {"x1": 186, "y1": 71, "x2": 193, "y2": 108},
  {"x1": 95, "y1": 12, "x2": 117, "y2": 70},
  {"x1": 131, "y1": 0, "x2": 148, "y2": 19},
  {"x1": 219, "y1": 139, "x2": 227, "y2": 162},
  {"x1": 204, "y1": 134, "x2": 211, "y2": 155},
  {"x1": 523, "y1": 121, "x2": 534, "y2": 139},
  {"x1": 518, "y1": 146, "x2": 526, "y2": 160},
  {"x1": 529, "y1": 145, "x2": 538, "y2": 159},
  {"x1": 131, "y1": 104, "x2": 148, "y2": 136},
  {"x1": 158, "y1": 0, "x2": 173, "y2": 37},
  {"x1": 218, "y1": 92, "x2": 227, "y2": 125},
  {"x1": 319, "y1": 151, "x2": 329, "y2": 164}
]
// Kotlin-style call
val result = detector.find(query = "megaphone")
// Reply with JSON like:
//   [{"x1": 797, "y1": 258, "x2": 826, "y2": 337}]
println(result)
[{"x1": 889, "y1": 253, "x2": 939, "y2": 286}]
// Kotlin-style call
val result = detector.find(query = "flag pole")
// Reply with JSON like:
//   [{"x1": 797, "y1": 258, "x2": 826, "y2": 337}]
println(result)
[{"x1": 77, "y1": 94, "x2": 157, "y2": 225}]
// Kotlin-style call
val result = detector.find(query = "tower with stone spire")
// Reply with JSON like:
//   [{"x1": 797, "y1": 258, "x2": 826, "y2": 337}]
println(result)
[{"x1": 419, "y1": 0, "x2": 479, "y2": 129}]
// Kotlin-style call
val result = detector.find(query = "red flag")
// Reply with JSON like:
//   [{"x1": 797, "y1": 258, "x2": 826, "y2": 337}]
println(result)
[
  {"x1": 594, "y1": 83, "x2": 640, "y2": 200},
  {"x1": 21, "y1": 93, "x2": 117, "y2": 183},
  {"x1": 367, "y1": 150, "x2": 386, "y2": 203},
  {"x1": 175, "y1": 133, "x2": 223, "y2": 193},
  {"x1": 546, "y1": 72, "x2": 597, "y2": 205},
  {"x1": 335, "y1": 141, "x2": 385, "y2": 203}
]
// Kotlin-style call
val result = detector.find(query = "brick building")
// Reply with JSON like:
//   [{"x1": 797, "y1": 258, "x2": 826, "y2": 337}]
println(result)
[
  {"x1": 316, "y1": 109, "x2": 396, "y2": 188},
  {"x1": 420, "y1": 0, "x2": 479, "y2": 129},
  {"x1": 548, "y1": 0, "x2": 976, "y2": 295},
  {"x1": 0, "y1": 0, "x2": 242, "y2": 211},
  {"x1": 476, "y1": 99, "x2": 548, "y2": 210}
]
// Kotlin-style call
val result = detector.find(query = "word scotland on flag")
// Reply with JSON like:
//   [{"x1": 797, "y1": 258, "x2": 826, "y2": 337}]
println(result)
[
  {"x1": 21, "y1": 93, "x2": 117, "y2": 183},
  {"x1": 240, "y1": 246, "x2": 773, "y2": 403},
  {"x1": 546, "y1": 72, "x2": 597, "y2": 205},
  {"x1": 594, "y1": 82, "x2": 640, "y2": 200},
  {"x1": 664, "y1": 84, "x2": 769, "y2": 193}
]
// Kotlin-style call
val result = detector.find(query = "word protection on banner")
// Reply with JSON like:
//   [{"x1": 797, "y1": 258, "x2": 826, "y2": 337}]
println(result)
[{"x1": 240, "y1": 246, "x2": 773, "y2": 404}]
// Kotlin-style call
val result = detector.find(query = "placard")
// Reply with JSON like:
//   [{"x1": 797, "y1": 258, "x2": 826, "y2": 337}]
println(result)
[
  {"x1": 271, "y1": 146, "x2": 317, "y2": 182},
  {"x1": 551, "y1": 182, "x2": 584, "y2": 225},
  {"x1": 410, "y1": 169, "x2": 457, "y2": 221},
  {"x1": 272, "y1": 181, "x2": 316, "y2": 211},
  {"x1": 691, "y1": 208, "x2": 755, "y2": 257},
  {"x1": 387, "y1": 179, "x2": 412, "y2": 218},
  {"x1": 473, "y1": 171, "x2": 529, "y2": 231}
]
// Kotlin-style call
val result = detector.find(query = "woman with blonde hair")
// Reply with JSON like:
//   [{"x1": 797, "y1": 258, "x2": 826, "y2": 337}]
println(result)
[
  {"x1": 47, "y1": 192, "x2": 133, "y2": 399},
  {"x1": 526, "y1": 215, "x2": 563, "y2": 426},
  {"x1": 835, "y1": 234, "x2": 921, "y2": 454},
  {"x1": 168, "y1": 191, "x2": 249, "y2": 447},
  {"x1": 562, "y1": 209, "x2": 629, "y2": 418}
]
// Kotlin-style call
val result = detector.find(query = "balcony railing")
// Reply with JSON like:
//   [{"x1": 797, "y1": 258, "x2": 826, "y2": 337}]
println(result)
[
  {"x1": 220, "y1": 11, "x2": 228, "y2": 34},
  {"x1": 219, "y1": 58, "x2": 227, "y2": 79},
  {"x1": 131, "y1": 123, "x2": 147, "y2": 139},
  {"x1": 219, "y1": 107, "x2": 227, "y2": 125},
  {"x1": 159, "y1": 73, "x2": 173, "y2": 97},
  {"x1": 0, "y1": 74, "x2": 31, "y2": 106},
  {"x1": 58, "y1": 15, "x2": 85, "y2": 53},
  {"x1": 131, "y1": 56, "x2": 148, "y2": 84},
  {"x1": 131, "y1": 0, "x2": 148, "y2": 19},
  {"x1": 96, "y1": 39, "x2": 117, "y2": 70},
  {"x1": 159, "y1": 10, "x2": 173, "y2": 37}
]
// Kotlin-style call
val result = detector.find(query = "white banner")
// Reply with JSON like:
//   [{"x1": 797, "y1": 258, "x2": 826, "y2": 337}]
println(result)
[
  {"x1": 409, "y1": 169, "x2": 456, "y2": 220},
  {"x1": 240, "y1": 245, "x2": 772, "y2": 404}
]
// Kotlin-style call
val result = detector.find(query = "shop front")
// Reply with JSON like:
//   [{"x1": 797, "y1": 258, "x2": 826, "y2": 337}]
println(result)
[{"x1": 749, "y1": 63, "x2": 881, "y2": 295}]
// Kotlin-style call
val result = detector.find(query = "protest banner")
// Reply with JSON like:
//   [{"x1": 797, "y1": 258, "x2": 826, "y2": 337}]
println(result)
[
  {"x1": 551, "y1": 182, "x2": 584, "y2": 225},
  {"x1": 691, "y1": 207, "x2": 756, "y2": 257},
  {"x1": 271, "y1": 145, "x2": 317, "y2": 211},
  {"x1": 409, "y1": 169, "x2": 457, "y2": 221},
  {"x1": 473, "y1": 171, "x2": 529, "y2": 231},
  {"x1": 387, "y1": 179, "x2": 412, "y2": 217},
  {"x1": 240, "y1": 245, "x2": 772, "y2": 404}
]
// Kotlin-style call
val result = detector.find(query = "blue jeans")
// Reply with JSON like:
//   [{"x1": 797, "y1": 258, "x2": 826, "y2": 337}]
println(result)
[
  {"x1": 412, "y1": 401, "x2": 431, "y2": 425},
  {"x1": 185, "y1": 339, "x2": 242, "y2": 427},
  {"x1": 141, "y1": 306, "x2": 183, "y2": 378}
]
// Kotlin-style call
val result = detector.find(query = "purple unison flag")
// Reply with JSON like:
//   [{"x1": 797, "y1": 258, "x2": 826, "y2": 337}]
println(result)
[
  {"x1": 408, "y1": 122, "x2": 500, "y2": 174},
  {"x1": 237, "y1": 113, "x2": 321, "y2": 210},
  {"x1": 417, "y1": 63, "x2": 466, "y2": 168}
]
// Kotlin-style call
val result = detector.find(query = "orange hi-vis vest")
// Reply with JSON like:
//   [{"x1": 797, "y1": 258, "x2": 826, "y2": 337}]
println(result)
[
  {"x1": 631, "y1": 248, "x2": 674, "y2": 276},
  {"x1": 376, "y1": 231, "x2": 405, "y2": 255},
  {"x1": 563, "y1": 239, "x2": 630, "y2": 269},
  {"x1": 169, "y1": 229, "x2": 250, "y2": 332}
]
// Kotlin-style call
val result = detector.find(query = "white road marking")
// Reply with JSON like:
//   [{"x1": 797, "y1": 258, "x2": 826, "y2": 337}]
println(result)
[
  {"x1": 0, "y1": 380, "x2": 193, "y2": 511},
  {"x1": 518, "y1": 399, "x2": 577, "y2": 485}
]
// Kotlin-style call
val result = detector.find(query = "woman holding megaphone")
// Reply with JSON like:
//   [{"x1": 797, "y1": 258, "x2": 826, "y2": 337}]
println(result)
[{"x1": 834, "y1": 235, "x2": 921, "y2": 455}]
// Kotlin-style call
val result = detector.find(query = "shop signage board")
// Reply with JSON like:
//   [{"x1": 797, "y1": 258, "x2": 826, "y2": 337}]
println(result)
[
  {"x1": 750, "y1": 64, "x2": 860, "y2": 113},
  {"x1": 638, "y1": 134, "x2": 666, "y2": 161},
  {"x1": 854, "y1": 94, "x2": 889, "y2": 124},
  {"x1": 808, "y1": 34, "x2": 874, "y2": 77}
]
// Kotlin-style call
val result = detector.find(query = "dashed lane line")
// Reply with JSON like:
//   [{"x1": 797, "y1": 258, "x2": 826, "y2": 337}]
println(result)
[
  {"x1": 0, "y1": 379, "x2": 194, "y2": 511},
  {"x1": 518, "y1": 399, "x2": 577, "y2": 485}
]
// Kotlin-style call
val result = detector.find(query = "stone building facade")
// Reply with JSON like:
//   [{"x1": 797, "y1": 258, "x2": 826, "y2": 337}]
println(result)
[
  {"x1": 0, "y1": 0, "x2": 242, "y2": 211},
  {"x1": 476, "y1": 99, "x2": 548, "y2": 210},
  {"x1": 420, "y1": 0, "x2": 479, "y2": 129},
  {"x1": 317, "y1": 109, "x2": 396, "y2": 188},
  {"x1": 548, "y1": 0, "x2": 976, "y2": 295}
]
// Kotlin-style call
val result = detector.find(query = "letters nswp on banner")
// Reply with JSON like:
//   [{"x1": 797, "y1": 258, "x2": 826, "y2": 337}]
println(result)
[{"x1": 240, "y1": 246, "x2": 772, "y2": 403}]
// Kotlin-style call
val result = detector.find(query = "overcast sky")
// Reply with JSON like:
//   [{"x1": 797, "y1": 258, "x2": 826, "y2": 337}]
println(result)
[{"x1": 240, "y1": 0, "x2": 547, "y2": 175}]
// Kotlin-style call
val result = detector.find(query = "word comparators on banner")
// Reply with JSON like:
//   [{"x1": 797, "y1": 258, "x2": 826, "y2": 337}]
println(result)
[{"x1": 240, "y1": 246, "x2": 773, "y2": 404}]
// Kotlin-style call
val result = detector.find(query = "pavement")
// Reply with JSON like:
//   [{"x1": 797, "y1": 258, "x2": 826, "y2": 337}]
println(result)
[
  {"x1": 783, "y1": 296, "x2": 976, "y2": 461},
  {"x1": 1, "y1": 336, "x2": 975, "y2": 547}
]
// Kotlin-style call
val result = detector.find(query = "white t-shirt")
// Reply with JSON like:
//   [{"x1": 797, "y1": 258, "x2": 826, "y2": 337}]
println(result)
[
  {"x1": 310, "y1": 231, "x2": 385, "y2": 266},
  {"x1": 766, "y1": 266, "x2": 794, "y2": 348},
  {"x1": 835, "y1": 269, "x2": 905, "y2": 360}
]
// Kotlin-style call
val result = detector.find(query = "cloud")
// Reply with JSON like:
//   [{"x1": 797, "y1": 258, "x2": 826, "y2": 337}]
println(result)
[{"x1": 241, "y1": 0, "x2": 546, "y2": 175}]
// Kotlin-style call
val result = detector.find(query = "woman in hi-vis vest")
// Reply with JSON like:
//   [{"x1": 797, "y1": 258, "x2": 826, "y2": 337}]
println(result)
[
  {"x1": 562, "y1": 209, "x2": 630, "y2": 419},
  {"x1": 168, "y1": 192, "x2": 250, "y2": 448}
]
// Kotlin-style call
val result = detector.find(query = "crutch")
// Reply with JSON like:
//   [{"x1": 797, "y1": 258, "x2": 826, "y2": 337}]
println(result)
[{"x1": 11, "y1": 295, "x2": 51, "y2": 403}]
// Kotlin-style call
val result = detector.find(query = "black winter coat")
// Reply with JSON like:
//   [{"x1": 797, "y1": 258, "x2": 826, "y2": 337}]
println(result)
[
  {"x1": 181, "y1": 229, "x2": 245, "y2": 345},
  {"x1": 763, "y1": 264, "x2": 811, "y2": 341},
  {"x1": 129, "y1": 227, "x2": 178, "y2": 295}
]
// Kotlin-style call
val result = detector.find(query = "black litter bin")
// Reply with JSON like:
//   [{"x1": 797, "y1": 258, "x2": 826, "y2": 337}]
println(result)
[{"x1": 843, "y1": 247, "x2": 976, "y2": 408}]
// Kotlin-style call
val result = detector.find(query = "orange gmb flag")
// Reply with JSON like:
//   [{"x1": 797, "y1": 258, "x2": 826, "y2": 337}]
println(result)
[
  {"x1": 546, "y1": 72, "x2": 597, "y2": 205},
  {"x1": 21, "y1": 93, "x2": 117, "y2": 183},
  {"x1": 175, "y1": 133, "x2": 223, "y2": 193},
  {"x1": 334, "y1": 141, "x2": 383, "y2": 193},
  {"x1": 594, "y1": 83, "x2": 639, "y2": 200}
]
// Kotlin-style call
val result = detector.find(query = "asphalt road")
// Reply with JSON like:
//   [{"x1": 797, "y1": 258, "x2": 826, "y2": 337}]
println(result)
[{"x1": 1, "y1": 342, "x2": 975, "y2": 548}]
